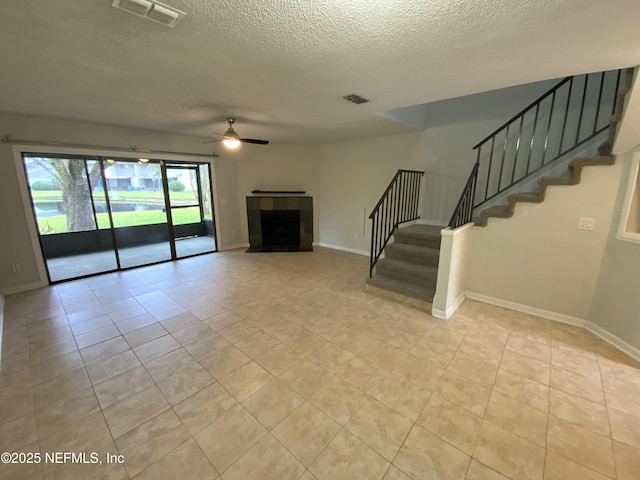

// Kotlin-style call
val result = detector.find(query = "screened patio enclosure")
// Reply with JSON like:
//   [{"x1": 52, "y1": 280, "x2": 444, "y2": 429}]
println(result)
[{"x1": 23, "y1": 153, "x2": 217, "y2": 283}]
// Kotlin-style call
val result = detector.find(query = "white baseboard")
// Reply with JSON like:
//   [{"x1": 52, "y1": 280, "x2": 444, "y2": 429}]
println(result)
[
  {"x1": 314, "y1": 242, "x2": 369, "y2": 257},
  {"x1": 1, "y1": 281, "x2": 48, "y2": 296},
  {"x1": 464, "y1": 291, "x2": 586, "y2": 327},
  {"x1": 586, "y1": 321, "x2": 640, "y2": 362},
  {"x1": 432, "y1": 292, "x2": 466, "y2": 320},
  {"x1": 218, "y1": 243, "x2": 249, "y2": 251}
]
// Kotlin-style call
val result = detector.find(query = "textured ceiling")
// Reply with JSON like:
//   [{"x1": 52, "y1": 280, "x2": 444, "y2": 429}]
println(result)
[{"x1": 0, "y1": 0, "x2": 639, "y2": 143}]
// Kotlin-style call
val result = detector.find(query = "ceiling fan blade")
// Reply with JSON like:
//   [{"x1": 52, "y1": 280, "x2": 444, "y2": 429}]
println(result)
[
  {"x1": 202, "y1": 139, "x2": 221, "y2": 144},
  {"x1": 240, "y1": 138, "x2": 270, "y2": 145}
]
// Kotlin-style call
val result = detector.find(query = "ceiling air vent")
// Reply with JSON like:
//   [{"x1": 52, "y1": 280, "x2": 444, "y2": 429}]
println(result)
[
  {"x1": 342, "y1": 94, "x2": 370, "y2": 105},
  {"x1": 112, "y1": 0, "x2": 185, "y2": 28}
]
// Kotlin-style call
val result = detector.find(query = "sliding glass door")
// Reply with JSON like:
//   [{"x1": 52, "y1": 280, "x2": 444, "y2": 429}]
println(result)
[{"x1": 22, "y1": 153, "x2": 217, "y2": 283}]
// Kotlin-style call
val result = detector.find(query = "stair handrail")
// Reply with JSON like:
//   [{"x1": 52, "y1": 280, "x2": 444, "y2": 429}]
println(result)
[
  {"x1": 449, "y1": 67, "x2": 627, "y2": 229},
  {"x1": 448, "y1": 161, "x2": 479, "y2": 228},
  {"x1": 369, "y1": 169, "x2": 424, "y2": 277}
]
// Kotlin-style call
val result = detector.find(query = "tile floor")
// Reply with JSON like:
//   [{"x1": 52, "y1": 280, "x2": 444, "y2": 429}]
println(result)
[{"x1": 1, "y1": 247, "x2": 639, "y2": 480}]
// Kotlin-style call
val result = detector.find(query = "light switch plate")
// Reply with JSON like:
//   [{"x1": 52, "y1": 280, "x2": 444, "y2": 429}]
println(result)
[{"x1": 578, "y1": 217, "x2": 595, "y2": 230}]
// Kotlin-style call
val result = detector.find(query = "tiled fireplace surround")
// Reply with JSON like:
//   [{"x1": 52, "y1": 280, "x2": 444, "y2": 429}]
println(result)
[{"x1": 246, "y1": 196, "x2": 313, "y2": 252}]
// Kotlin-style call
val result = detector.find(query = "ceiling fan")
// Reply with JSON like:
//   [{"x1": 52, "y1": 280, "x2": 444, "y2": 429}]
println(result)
[{"x1": 203, "y1": 118, "x2": 269, "y2": 148}]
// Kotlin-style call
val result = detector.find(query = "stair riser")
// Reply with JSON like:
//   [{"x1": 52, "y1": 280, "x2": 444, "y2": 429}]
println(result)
[
  {"x1": 384, "y1": 248, "x2": 439, "y2": 267},
  {"x1": 393, "y1": 234, "x2": 441, "y2": 249},
  {"x1": 375, "y1": 266, "x2": 437, "y2": 288}
]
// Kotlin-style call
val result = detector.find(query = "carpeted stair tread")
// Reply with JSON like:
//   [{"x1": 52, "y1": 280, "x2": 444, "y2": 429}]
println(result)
[
  {"x1": 384, "y1": 242, "x2": 440, "y2": 267},
  {"x1": 366, "y1": 276, "x2": 436, "y2": 303},
  {"x1": 376, "y1": 258, "x2": 438, "y2": 288}
]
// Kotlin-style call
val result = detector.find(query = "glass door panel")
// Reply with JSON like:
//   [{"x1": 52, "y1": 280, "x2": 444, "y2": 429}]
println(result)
[
  {"x1": 166, "y1": 164, "x2": 216, "y2": 258},
  {"x1": 105, "y1": 158, "x2": 172, "y2": 269},
  {"x1": 22, "y1": 154, "x2": 118, "y2": 282}
]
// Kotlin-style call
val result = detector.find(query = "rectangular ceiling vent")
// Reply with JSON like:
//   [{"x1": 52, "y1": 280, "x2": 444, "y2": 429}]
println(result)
[
  {"x1": 112, "y1": 0, "x2": 186, "y2": 28},
  {"x1": 342, "y1": 94, "x2": 370, "y2": 105}
]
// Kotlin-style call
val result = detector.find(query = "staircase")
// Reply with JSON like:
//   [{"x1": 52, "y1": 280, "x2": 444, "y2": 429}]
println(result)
[
  {"x1": 366, "y1": 224, "x2": 441, "y2": 309},
  {"x1": 366, "y1": 67, "x2": 635, "y2": 311}
]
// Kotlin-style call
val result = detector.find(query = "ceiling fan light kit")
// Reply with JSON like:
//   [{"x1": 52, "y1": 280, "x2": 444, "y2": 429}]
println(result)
[{"x1": 205, "y1": 118, "x2": 270, "y2": 148}]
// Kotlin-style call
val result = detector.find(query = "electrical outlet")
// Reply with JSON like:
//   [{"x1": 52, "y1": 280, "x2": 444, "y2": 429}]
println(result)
[
  {"x1": 577, "y1": 217, "x2": 595, "y2": 231},
  {"x1": 11, "y1": 264, "x2": 20, "y2": 273}
]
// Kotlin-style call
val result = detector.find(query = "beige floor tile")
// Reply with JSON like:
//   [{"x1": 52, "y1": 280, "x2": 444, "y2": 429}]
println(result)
[
  {"x1": 345, "y1": 398, "x2": 412, "y2": 461},
  {"x1": 335, "y1": 356, "x2": 388, "y2": 395},
  {"x1": 281, "y1": 329, "x2": 327, "y2": 356},
  {"x1": 183, "y1": 332, "x2": 232, "y2": 361},
  {"x1": 603, "y1": 381, "x2": 640, "y2": 418},
  {"x1": 550, "y1": 365, "x2": 604, "y2": 405},
  {"x1": 392, "y1": 353, "x2": 445, "y2": 390},
  {"x1": 71, "y1": 314, "x2": 114, "y2": 336},
  {"x1": 473, "y1": 420, "x2": 545, "y2": 480},
  {"x1": 433, "y1": 371, "x2": 491, "y2": 417},
  {"x1": 394, "y1": 425, "x2": 470, "y2": 480},
  {"x1": 549, "y1": 388, "x2": 609, "y2": 436},
  {"x1": 234, "y1": 331, "x2": 279, "y2": 358},
  {"x1": 134, "y1": 438, "x2": 218, "y2": 480},
  {"x1": 416, "y1": 394, "x2": 482, "y2": 456},
  {"x1": 0, "y1": 413, "x2": 38, "y2": 451},
  {"x1": 199, "y1": 345, "x2": 251, "y2": 379},
  {"x1": 30, "y1": 350, "x2": 83, "y2": 384},
  {"x1": 143, "y1": 347, "x2": 198, "y2": 382},
  {"x1": 493, "y1": 368, "x2": 549, "y2": 412},
  {"x1": 254, "y1": 343, "x2": 302, "y2": 376},
  {"x1": 409, "y1": 337, "x2": 458, "y2": 368},
  {"x1": 114, "y1": 312, "x2": 156, "y2": 334},
  {"x1": 546, "y1": 416, "x2": 615, "y2": 477},
  {"x1": 156, "y1": 361, "x2": 215, "y2": 405},
  {"x1": 34, "y1": 386, "x2": 100, "y2": 438},
  {"x1": 115, "y1": 409, "x2": 190, "y2": 477},
  {"x1": 272, "y1": 402, "x2": 341, "y2": 467},
  {"x1": 485, "y1": 391, "x2": 548, "y2": 446},
  {"x1": 124, "y1": 322, "x2": 168, "y2": 348},
  {"x1": 612, "y1": 440, "x2": 640, "y2": 480},
  {"x1": 170, "y1": 322, "x2": 216, "y2": 346},
  {"x1": 279, "y1": 360, "x2": 334, "y2": 398},
  {"x1": 0, "y1": 441, "x2": 44, "y2": 480},
  {"x1": 79, "y1": 336, "x2": 130, "y2": 364},
  {"x1": 132, "y1": 334, "x2": 180, "y2": 363},
  {"x1": 359, "y1": 341, "x2": 408, "y2": 369},
  {"x1": 330, "y1": 328, "x2": 375, "y2": 354},
  {"x1": 500, "y1": 349, "x2": 550, "y2": 385},
  {"x1": 218, "y1": 361, "x2": 273, "y2": 402},
  {"x1": 424, "y1": 325, "x2": 465, "y2": 348},
  {"x1": 551, "y1": 348, "x2": 601, "y2": 380},
  {"x1": 505, "y1": 334, "x2": 550, "y2": 363},
  {"x1": 74, "y1": 324, "x2": 121, "y2": 349},
  {"x1": 218, "y1": 321, "x2": 260, "y2": 344},
  {"x1": 310, "y1": 429, "x2": 389, "y2": 480},
  {"x1": 0, "y1": 391, "x2": 33, "y2": 424},
  {"x1": 194, "y1": 404, "x2": 266, "y2": 473},
  {"x1": 85, "y1": 349, "x2": 140, "y2": 384},
  {"x1": 543, "y1": 451, "x2": 610, "y2": 480},
  {"x1": 465, "y1": 459, "x2": 509, "y2": 480},
  {"x1": 309, "y1": 343, "x2": 355, "y2": 373},
  {"x1": 173, "y1": 382, "x2": 238, "y2": 435},
  {"x1": 29, "y1": 337, "x2": 79, "y2": 368},
  {"x1": 203, "y1": 311, "x2": 243, "y2": 331},
  {"x1": 222, "y1": 434, "x2": 305, "y2": 480},
  {"x1": 309, "y1": 376, "x2": 368, "y2": 425},
  {"x1": 32, "y1": 366, "x2": 91, "y2": 407},
  {"x1": 103, "y1": 385, "x2": 170, "y2": 438},
  {"x1": 242, "y1": 379, "x2": 304, "y2": 429},
  {"x1": 93, "y1": 364, "x2": 154, "y2": 408},
  {"x1": 447, "y1": 353, "x2": 498, "y2": 388},
  {"x1": 371, "y1": 373, "x2": 431, "y2": 421},
  {"x1": 383, "y1": 465, "x2": 412, "y2": 480},
  {"x1": 608, "y1": 408, "x2": 640, "y2": 449},
  {"x1": 456, "y1": 337, "x2": 505, "y2": 367}
]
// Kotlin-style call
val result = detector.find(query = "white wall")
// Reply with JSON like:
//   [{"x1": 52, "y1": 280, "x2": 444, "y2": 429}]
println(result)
[
  {"x1": 232, "y1": 144, "x2": 320, "y2": 246},
  {"x1": 465, "y1": 159, "x2": 623, "y2": 321},
  {"x1": 0, "y1": 112, "x2": 242, "y2": 292},
  {"x1": 588, "y1": 149, "x2": 640, "y2": 351}
]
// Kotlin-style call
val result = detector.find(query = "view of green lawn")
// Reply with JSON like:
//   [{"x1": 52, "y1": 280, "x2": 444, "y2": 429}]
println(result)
[
  {"x1": 36, "y1": 208, "x2": 202, "y2": 234},
  {"x1": 31, "y1": 190, "x2": 197, "y2": 202}
]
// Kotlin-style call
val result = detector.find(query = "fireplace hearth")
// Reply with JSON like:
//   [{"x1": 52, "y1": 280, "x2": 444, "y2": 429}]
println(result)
[{"x1": 246, "y1": 196, "x2": 312, "y2": 252}]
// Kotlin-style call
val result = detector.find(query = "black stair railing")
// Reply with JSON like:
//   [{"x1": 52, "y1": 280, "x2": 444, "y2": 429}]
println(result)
[
  {"x1": 449, "y1": 68, "x2": 626, "y2": 229},
  {"x1": 369, "y1": 169, "x2": 424, "y2": 277}
]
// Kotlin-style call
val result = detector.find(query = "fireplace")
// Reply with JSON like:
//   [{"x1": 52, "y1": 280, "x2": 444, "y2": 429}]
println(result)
[{"x1": 246, "y1": 196, "x2": 313, "y2": 252}]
